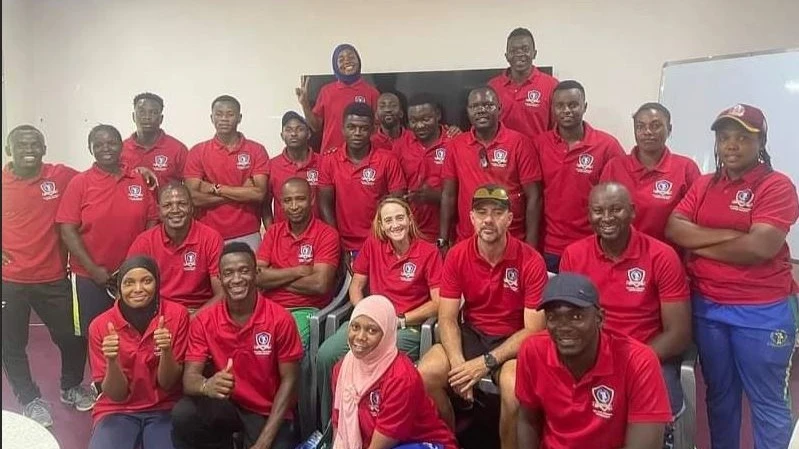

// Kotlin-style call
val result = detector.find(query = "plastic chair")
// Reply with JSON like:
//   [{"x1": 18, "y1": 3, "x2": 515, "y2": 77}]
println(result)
[{"x1": 673, "y1": 344, "x2": 698, "y2": 449}]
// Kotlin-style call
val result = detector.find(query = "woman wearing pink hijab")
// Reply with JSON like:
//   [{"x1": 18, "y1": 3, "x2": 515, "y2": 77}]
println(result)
[{"x1": 332, "y1": 295, "x2": 457, "y2": 449}]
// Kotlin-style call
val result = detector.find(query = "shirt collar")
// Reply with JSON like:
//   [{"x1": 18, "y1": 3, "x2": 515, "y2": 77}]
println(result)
[
  {"x1": 128, "y1": 130, "x2": 166, "y2": 152},
  {"x1": 89, "y1": 163, "x2": 136, "y2": 181},
  {"x1": 545, "y1": 330, "x2": 615, "y2": 380},
  {"x1": 553, "y1": 122, "x2": 596, "y2": 149},
  {"x1": 336, "y1": 144, "x2": 377, "y2": 167},
  {"x1": 278, "y1": 148, "x2": 317, "y2": 170},
  {"x1": 211, "y1": 133, "x2": 247, "y2": 153},
  {"x1": 380, "y1": 237, "x2": 422, "y2": 261},
  {"x1": 279, "y1": 217, "x2": 318, "y2": 241},
  {"x1": 592, "y1": 227, "x2": 643, "y2": 263},
  {"x1": 3, "y1": 162, "x2": 49, "y2": 183},
  {"x1": 498, "y1": 67, "x2": 541, "y2": 87},
  {"x1": 109, "y1": 298, "x2": 165, "y2": 338},
  {"x1": 159, "y1": 219, "x2": 200, "y2": 248},
  {"x1": 334, "y1": 78, "x2": 365, "y2": 90},
  {"x1": 629, "y1": 146, "x2": 672, "y2": 173},
  {"x1": 410, "y1": 126, "x2": 449, "y2": 151},
  {"x1": 720, "y1": 162, "x2": 772, "y2": 184},
  {"x1": 469, "y1": 234, "x2": 521, "y2": 264},
  {"x1": 221, "y1": 295, "x2": 267, "y2": 329},
  {"x1": 467, "y1": 123, "x2": 509, "y2": 148}
]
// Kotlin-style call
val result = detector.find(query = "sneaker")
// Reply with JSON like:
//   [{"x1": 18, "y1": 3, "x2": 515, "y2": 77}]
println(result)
[
  {"x1": 23, "y1": 397, "x2": 53, "y2": 427},
  {"x1": 60, "y1": 384, "x2": 97, "y2": 412}
]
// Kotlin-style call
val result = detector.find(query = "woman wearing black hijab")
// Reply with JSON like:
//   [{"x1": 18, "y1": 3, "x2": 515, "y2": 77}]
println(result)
[{"x1": 87, "y1": 256, "x2": 190, "y2": 449}]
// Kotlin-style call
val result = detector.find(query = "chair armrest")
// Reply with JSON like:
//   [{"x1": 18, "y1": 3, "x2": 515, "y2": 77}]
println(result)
[
  {"x1": 309, "y1": 271, "x2": 353, "y2": 350},
  {"x1": 325, "y1": 303, "x2": 353, "y2": 339},
  {"x1": 680, "y1": 344, "x2": 698, "y2": 371},
  {"x1": 420, "y1": 316, "x2": 438, "y2": 358}
]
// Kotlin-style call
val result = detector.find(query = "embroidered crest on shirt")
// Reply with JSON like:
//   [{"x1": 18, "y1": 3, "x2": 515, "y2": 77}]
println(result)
[
  {"x1": 361, "y1": 167, "x2": 377, "y2": 186},
  {"x1": 298, "y1": 244, "x2": 314, "y2": 264},
  {"x1": 625, "y1": 267, "x2": 646, "y2": 292},
  {"x1": 354, "y1": 95, "x2": 367, "y2": 103},
  {"x1": 769, "y1": 329, "x2": 790, "y2": 348},
  {"x1": 652, "y1": 180, "x2": 673, "y2": 200},
  {"x1": 576, "y1": 154, "x2": 594, "y2": 174},
  {"x1": 730, "y1": 189, "x2": 754, "y2": 212},
  {"x1": 400, "y1": 262, "x2": 417, "y2": 282},
  {"x1": 236, "y1": 153, "x2": 251, "y2": 170},
  {"x1": 153, "y1": 155, "x2": 169, "y2": 171},
  {"x1": 183, "y1": 251, "x2": 197, "y2": 271},
  {"x1": 504, "y1": 268, "x2": 520, "y2": 292},
  {"x1": 434, "y1": 147, "x2": 446, "y2": 165},
  {"x1": 491, "y1": 149, "x2": 509, "y2": 168},
  {"x1": 254, "y1": 332, "x2": 273, "y2": 356},
  {"x1": 591, "y1": 385, "x2": 615, "y2": 418},
  {"x1": 306, "y1": 169, "x2": 319, "y2": 185},
  {"x1": 525, "y1": 90, "x2": 542, "y2": 107},
  {"x1": 127, "y1": 185, "x2": 144, "y2": 201},
  {"x1": 368, "y1": 390, "x2": 381, "y2": 416},
  {"x1": 40, "y1": 181, "x2": 59, "y2": 200}
]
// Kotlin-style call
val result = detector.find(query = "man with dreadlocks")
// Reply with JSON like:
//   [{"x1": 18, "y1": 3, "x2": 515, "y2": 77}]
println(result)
[{"x1": 666, "y1": 104, "x2": 799, "y2": 449}]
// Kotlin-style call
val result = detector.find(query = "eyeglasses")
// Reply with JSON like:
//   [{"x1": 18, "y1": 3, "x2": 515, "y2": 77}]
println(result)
[
  {"x1": 473, "y1": 186, "x2": 510, "y2": 202},
  {"x1": 468, "y1": 103, "x2": 498, "y2": 112}
]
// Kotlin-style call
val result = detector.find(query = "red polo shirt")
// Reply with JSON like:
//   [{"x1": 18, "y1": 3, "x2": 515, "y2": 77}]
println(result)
[
  {"x1": 121, "y1": 131, "x2": 189, "y2": 187},
  {"x1": 332, "y1": 354, "x2": 458, "y2": 449},
  {"x1": 535, "y1": 123, "x2": 624, "y2": 255},
  {"x1": 560, "y1": 229, "x2": 689, "y2": 344},
  {"x1": 352, "y1": 236, "x2": 442, "y2": 314},
  {"x1": 318, "y1": 147, "x2": 406, "y2": 251},
  {"x1": 127, "y1": 220, "x2": 223, "y2": 309},
  {"x1": 313, "y1": 79, "x2": 380, "y2": 152},
  {"x1": 256, "y1": 218, "x2": 340, "y2": 309},
  {"x1": 187, "y1": 298, "x2": 303, "y2": 417},
  {"x1": 184, "y1": 134, "x2": 269, "y2": 240},
  {"x1": 55, "y1": 165, "x2": 158, "y2": 277},
  {"x1": 442, "y1": 125, "x2": 541, "y2": 242},
  {"x1": 2, "y1": 163, "x2": 79, "y2": 283},
  {"x1": 600, "y1": 147, "x2": 700, "y2": 243},
  {"x1": 267, "y1": 149, "x2": 323, "y2": 224},
  {"x1": 394, "y1": 127, "x2": 451, "y2": 239},
  {"x1": 89, "y1": 300, "x2": 189, "y2": 423},
  {"x1": 488, "y1": 67, "x2": 559, "y2": 140},
  {"x1": 371, "y1": 127, "x2": 411, "y2": 152},
  {"x1": 516, "y1": 331, "x2": 671, "y2": 449},
  {"x1": 440, "y1": 235, "x2": 547, "y2": 337},
  {"x1": 673, "y1": 164, "x2": 799, "y2": 304}
]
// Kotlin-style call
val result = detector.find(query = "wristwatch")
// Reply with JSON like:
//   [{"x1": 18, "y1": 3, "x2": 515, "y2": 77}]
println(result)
[
  {"x1": 398, "y1": 314, "x2": 407, "y2": 330},
  {"x1": 435, "y1": 238, "x2": 449, "y2": 249},
  {"x1": 483, "y1": 352, "x2": 499, "y2": 371}
]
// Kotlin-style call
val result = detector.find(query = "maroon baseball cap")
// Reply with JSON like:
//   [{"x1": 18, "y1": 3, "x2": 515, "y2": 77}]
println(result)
[{"x1": 711, "y1": 103, "x2": 768, "y2": 135}]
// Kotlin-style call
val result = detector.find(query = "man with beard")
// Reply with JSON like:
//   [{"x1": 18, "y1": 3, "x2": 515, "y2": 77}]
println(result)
[
  {"x1": 418, "y1": 185, "x2": 548, "y2": 449},
  {"x1": 127, "y1": 182, "x2": 225, "y2": 314},
  {"x1": 371, "y1": 92, "x2": 411, "y2": 151}
]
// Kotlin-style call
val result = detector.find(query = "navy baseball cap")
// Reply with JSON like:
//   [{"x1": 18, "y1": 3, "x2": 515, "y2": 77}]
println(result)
[
  {"x1": 281, "y1": 111, "x2": 308, "y2": 128},
  {"x1": 537, "y1": 273, "x2": 600, "y2": 310}
]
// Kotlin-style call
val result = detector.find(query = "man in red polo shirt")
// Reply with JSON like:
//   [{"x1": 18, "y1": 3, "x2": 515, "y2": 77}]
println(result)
[
  {"x1": 127, "y1": 182, "x2": 225, "y2": 314},
  {"x1": 257, "y1": 177, "x2": 340, "y2": 347},
  {"x1": 395, "y1": 94, "x2": 452, "y2": 241},
  {"x1": 2, "y1": 125, "x2": 94, "y2": 426},
  {"x1": 318, "y1": 102, "x2": 406, "y2": 267},
  {"x1": 418, "y1": 185, "x2": 548, "y2": 449},
  {"x1": 184, "y1": 95, "x2": 269, "y2": 251},
  {"x1": 534, "y1": 80, "x2": 624, "y2": 272},
  {"x1": 371, "y1": 92, "x2": 411, "y2": 151},
  {"x1": 121, "y1": 92, "x2": 189, "y2": 187},
  {"x1": 560, "y1": 183, "x2": 691, "y2": 443},
  {"x1": 172, "y1": 242, "x2": 303, "y2": 449},
  {"x1": 517, "y1": 273, "x2": 672, "y2": 449},
  {"x1": 439, "y1": 86, "x2": 542, "y2": 251},
  {"x1": 488, "y1": 27, "x2": 558, "y2": 140},
  {"x1": 263, "y1": 112, "x2": 323, "y2": 228}
]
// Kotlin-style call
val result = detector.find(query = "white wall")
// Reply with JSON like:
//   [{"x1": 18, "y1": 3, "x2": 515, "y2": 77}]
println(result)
[{"x1": 4, "y1": 0, "x2": 799, "y2": 170}]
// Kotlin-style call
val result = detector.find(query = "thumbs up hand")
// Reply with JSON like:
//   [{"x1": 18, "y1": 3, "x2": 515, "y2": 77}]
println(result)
[
  {"x1": 102, "y1": 322, "x2": 120, "y2": 360},
  {"x1": 153, "y1": 316, "x2": 172, "y2": 355},
  {"x1": 204, "y1": 358, "x2": 235, "y2": 399}
]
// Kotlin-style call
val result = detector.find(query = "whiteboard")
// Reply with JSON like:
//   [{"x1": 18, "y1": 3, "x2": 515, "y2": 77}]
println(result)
[{"x1": 659, "y1": 49, "x2": 799, "y2": 258}]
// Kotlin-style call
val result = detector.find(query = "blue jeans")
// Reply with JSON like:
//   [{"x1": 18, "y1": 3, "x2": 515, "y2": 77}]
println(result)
[
  {"x1": 88, "y1": 411, "x2": 173, "y2": 449},
  {"x1": 693, "y1": 293, "x2": 797, "y2": 449}
]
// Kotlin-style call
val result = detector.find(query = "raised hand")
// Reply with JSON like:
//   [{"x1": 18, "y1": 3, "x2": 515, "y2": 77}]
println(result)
[
  {"x1": 153, "y1": 316, "x2": 172, "y2": 354},
  {"x1": 295, "y1": 76, "x2": 310, "y2": 107},
  {"x1": 204, "y1": 358, "x2": 235, "y2": 399},
  {"x1": 102, "y1": 322, "x2": 121, "y2": 361}
]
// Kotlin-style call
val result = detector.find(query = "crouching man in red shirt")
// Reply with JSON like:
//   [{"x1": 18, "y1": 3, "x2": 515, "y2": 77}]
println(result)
[{"x1": 516, "y1": 273, "x2": 672, "y2": 449}]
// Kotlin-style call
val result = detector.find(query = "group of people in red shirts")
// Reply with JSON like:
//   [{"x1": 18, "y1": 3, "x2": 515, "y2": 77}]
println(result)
[{"x1": 2, "y1": 25, "x2": 797, "y2": 449}]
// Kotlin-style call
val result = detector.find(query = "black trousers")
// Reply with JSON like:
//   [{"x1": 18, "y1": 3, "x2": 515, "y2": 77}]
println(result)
[
  {"x1": 1, "y1": 279, "x2": 88, "y2": 405},
  {"x1": 171, "y1": 396, "x2": 298, "y2": 449}
]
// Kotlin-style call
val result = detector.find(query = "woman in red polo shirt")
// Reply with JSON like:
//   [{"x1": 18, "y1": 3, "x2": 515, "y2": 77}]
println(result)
[
  {"x1": 666, "y1": 104, "x2": 799, "y2": 449},
  {"x1": 332, "y1": 295, "x2": 457, "y2": 449},
  {"x1": 87, "y1": 256, "x2": 189, "y2": 449},
  {"x1": 601, "y1": 102, "x2": 700, "y2": 243},
  {"x1": 317, "y1": 197, "x2": 442, "y2": 425}
]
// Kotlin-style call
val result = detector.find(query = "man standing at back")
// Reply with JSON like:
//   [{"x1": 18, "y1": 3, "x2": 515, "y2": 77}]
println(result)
[
  {"x1": 122, "y1": 92, "x2": 188, "y2": 187},
  {"x1": 371, "y1": 92, "x2": 411, "y2": 151},
  {"x1": 488, "y1": 27, "x2": 558, "y2": 140},
  {"x1": 184, "y1": 95, "x2": 269, "y2": 250}
]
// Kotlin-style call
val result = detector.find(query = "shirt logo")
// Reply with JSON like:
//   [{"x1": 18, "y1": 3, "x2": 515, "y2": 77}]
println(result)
[
  {"x1": 306, "y1": 169, "x2": 319, "y2": 185},
  {"x1": 434, "y1": 147, "x2": 446, "y2": 165},
  {"x1": 298, "y1": 244, "x2": 314, "y2": 264},
  {"x1": 591, "y1": 385, "x2": 615, "y2": 419},
  {"x1": 254, "y1": 332, "x2": 273, "y2": 356},
  {"x1": 728, "y1": 104, "x2": 746, "y2": 116},
  {"x1": 400, "y1": 262, "x2": 417, "y2": 282},
  {"x1": 236, "y1": 153, "x2": 251, "y2": 170},
  {"x1": 368, "y1": 390, "x2": 381, "y2": 416},
  {"x1": 576, "y1": 153, "x2": 594, "y2": 174},
  {"x1": 354, "y1": 95, "x2": 367, "y2": 103},
  {"x1": 652, "y1": 180, "x2": 673, "y2": 200},
  {"x1": 524, "y1": 90, "x2": 542, "y2": 107},
  {"x1": 153, "y1": 155, "x2": 168, "y2": 171},
  {"x1": 769, "y1": 329, "x2": 791, "y2": 348},
  {"x1": 361, "y1": 167, "x2": 377, "y2": 186},
  {"x1": 730, "y1": 189, "x2": 754, "y2": 212},
  {"x1": 183, "y1": 251, "x2": 197, "y2": 271},
  {"x1": 504, "y1": 268, "x2": 519, "y2": 292},
  {"x1": 40, "y1": 181, "x2": 60, "y2": 200},
  {"x1": 626, "y1": 267, "x2": 646, "y2": 292},
  {"x1": 127, "y1": 185, "x2": 144, "y2": 201},
  {"x1": 491, "y1": 149, "x2": 509, "y2": 168}
]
